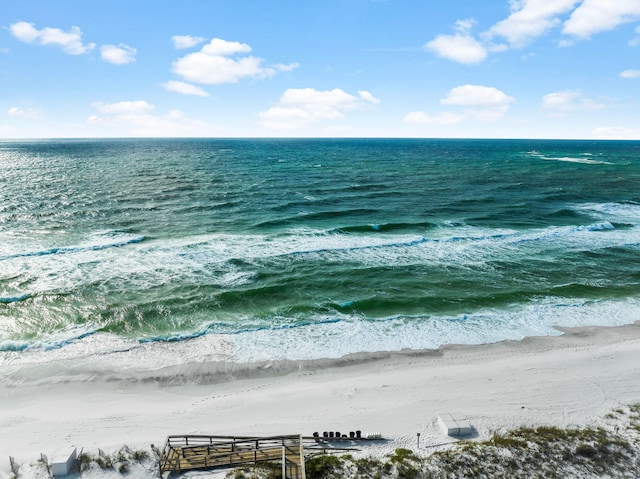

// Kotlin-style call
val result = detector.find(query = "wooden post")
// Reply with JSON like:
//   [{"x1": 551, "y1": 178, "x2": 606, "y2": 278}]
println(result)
[
  {"x1": 281, "y1": 446, "x2": 286, "y2": 479},
  {"x1": 40, "y1": 454, "x2": 52, "y2": 479},
  {"x1": 9, "y1": 456, "x2": 19, "y2": 477},
  {"x1": 299, "y1": 434, "x2": 306, "y2": 479}
]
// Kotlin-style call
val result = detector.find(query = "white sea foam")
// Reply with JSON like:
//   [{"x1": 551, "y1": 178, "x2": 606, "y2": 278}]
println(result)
[
  {"x1": 1, "y1": 210, "x2": 639, "y2": 305},
  {"x1": 226, "y1": 297, "x2": 640, "y2": 362},
  {"x1": 2, "y1": 202, "x2": 639, "y2": 362},
  {"x1": 574, "y1": 202, "x2": 640, "y2": 222},
  {"x1": 544, "y1": 156, "x2": 612, "y2": 165},
  {"x1": 3, "y1": 296, "x2": 639, "y2": 382},
  {"x1": 527, "y1": 150, "x2": 612, "y2": 165}
]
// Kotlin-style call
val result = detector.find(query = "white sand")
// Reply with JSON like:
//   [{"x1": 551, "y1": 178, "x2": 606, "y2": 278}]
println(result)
[{"x1": 1, "y1": 322, "x2": 640, "y2": 471}]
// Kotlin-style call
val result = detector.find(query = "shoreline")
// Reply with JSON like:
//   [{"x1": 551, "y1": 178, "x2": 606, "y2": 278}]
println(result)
[{"x1": 1, "y1": 321, "x2": 640, "y2": 467}]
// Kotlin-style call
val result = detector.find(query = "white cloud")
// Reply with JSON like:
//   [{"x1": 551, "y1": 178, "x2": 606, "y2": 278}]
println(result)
[
  {"x1": 563, "y1": 0, "x2": 640, "y2": 38},
  {"x1": 88, "y1": 100, "x2": 219, "y2": 136},
  {"x1": 100, "y1": 44, "x2": 137, "y2": 64},
  {"x1": 425, "y1": 33, "x2": 488, "y2": 64},
  {"x1": 441, "y1": 84, "x2": 514, "y2": 107},
  {"x1": 172, "y1": 35, "x2": 206, "y2": 49},
  {"x1": 425, "y1": 19, "x2": 487, "y2": 64},
  {"x1": 9, "y1": 21, "x2": 95, "y2": 55},
  {"x1": 404, "y1": 85, "x2": 514, "y2": 126},
  {"x1": 592, "y1": 126, "x2": 640, "y2": 139},
  {"x1": 487, "y1": 0, "x2": 579, "y2": 47},
  {"x1": 441, "y1": 84, "x2": 514, "y2": 120},
  {"x1": 9, "y1": 22, "x2": 40, "y2": 42},
  {"x1": 163, "y1": 80, "x2": 210, "y2": 97},
  {"x1": 542, "y1": 90, "x2": 606, "y2": 115},
  {"x1": 259, "y1": 88, "x2": 379, "y2": 130},
  {"x1": 428, "y1": 0, "x2": 640, "y2": 64},
  {"x1": 427, "y1": 0, "x2": 579, "y2": 64},
  {"x1": 7, "y1": 107, "x2": 41, "y2": 119},
  {"x1": 202, "y1": 38, "x2": 252, "y2": 56},
  {"x1": 91, "y1": 100, "x2": 154, "y2": 114},
  {"x1": 620, "y1": 69, "x2": 640, "y2": 78},
  {"x1": 358, "y1": 90, "x2": 381, "y2": 104},
  {"x1": 172, "y1": 38, "x2": 298, "y2": 85},
  {"x1": 273, "y1": 62, "x2": 300, "y2": 72}
]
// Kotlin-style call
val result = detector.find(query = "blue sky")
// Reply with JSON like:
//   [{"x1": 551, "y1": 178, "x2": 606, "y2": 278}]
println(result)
[{"x1": 1, "y1": 0, "x2": 640, "y2": 138}]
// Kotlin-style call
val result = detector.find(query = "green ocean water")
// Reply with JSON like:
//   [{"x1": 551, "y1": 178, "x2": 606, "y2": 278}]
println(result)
[{"x1": 1, "y1": 138, "x2": 639, "y2": 362}]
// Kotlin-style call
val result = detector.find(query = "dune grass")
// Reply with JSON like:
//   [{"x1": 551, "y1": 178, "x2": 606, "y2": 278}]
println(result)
[{"x1": 227, "y1": 403, "x2": 640, "y2": 479}]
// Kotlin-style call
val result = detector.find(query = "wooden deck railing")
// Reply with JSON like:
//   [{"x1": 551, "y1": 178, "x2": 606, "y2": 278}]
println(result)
[
  {"x1": 159, "y1": 434, "x2": 307, "y2": 478},
  {"x1": 159, "y1": 433, "x2": 368, "y2": 478}
]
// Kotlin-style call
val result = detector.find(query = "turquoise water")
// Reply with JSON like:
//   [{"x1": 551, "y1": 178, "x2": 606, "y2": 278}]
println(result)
[{"x1": 1, "y1": 138, "x2": 639, "y2": 362}]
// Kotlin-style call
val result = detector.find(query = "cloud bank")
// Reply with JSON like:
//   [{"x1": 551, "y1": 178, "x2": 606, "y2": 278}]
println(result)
[
  {"x1": 259, "y1": 88, "x2": 380, "y2": 130},
  {"x1": 88, "y1": 100, "x2": 218, "y2": 136},
  {"x1": 542, "y1": 90, "x2": 605, "y2": 115},
  {"x1": 9, "y1": 21, "x2": 138, "y2": 65},
  {"x1": 563, "y1": 0, "x2": 640, "y2": 38},
  {"x1": 7, "y1": 107, "x2": 41, "y2": 119},
  {"x1": 405, "y1": 85, "x2": 514, "y2": 125},
  {"x1": 427, "y1": 0, "x2": 640, "y2": 64}
]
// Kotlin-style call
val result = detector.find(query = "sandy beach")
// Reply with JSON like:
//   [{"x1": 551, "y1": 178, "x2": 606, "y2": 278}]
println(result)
[{"x1": 1, "y1": 321, "x2": 639, "y2": 475}]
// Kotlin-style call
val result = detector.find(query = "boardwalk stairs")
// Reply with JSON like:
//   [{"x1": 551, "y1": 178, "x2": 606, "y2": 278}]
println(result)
[{"x1": 159, "y1": 434, "x2": 313, "y2": 478}]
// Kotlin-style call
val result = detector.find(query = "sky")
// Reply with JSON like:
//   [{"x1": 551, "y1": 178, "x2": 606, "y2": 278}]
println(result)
[{"x1": 1, "y1": 0, "x2": 640, "y2": 139}]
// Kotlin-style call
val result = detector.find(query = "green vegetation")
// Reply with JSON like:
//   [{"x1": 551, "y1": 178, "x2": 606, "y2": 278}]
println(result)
[
  {"x1": 73, "y1": 447, "x2": 154, "y2": 474},
  {"x1": 354, "y1": 456, "x2": 384, "y2": 478},
  {"x1": 305, "y1": 455, "x2": 344, "y2": 479},
  {"x1": 30, "y1": 403, "x2": 640, "y2": 479},
  {"x1": 226, "y1": 461, "x2": 283, "y2": 479},
  {"x1": 428, "y1": 423, "x2": 636, "y2": 479},
  {"x1": 224, "y1": 403, "x2": 640, "y2": 479}
]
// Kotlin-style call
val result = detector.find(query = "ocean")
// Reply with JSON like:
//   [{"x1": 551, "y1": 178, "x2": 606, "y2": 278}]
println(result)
[{"x1": 1, "y1": 138, "x2": 639, "y2": 370}]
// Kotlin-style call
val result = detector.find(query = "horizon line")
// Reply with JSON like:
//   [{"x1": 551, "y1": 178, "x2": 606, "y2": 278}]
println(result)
[{"x1": 1, "y1": 136, "x2": 639, "y2": 142}]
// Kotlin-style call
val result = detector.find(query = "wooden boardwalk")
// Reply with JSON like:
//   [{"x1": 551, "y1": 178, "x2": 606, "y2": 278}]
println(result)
[{"x1": 159, "y1": 435, "x2": 309, "y2": 478}]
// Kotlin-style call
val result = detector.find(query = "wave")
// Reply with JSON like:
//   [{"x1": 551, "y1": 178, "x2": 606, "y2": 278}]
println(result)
[
  {"x1": 0, "y1": 293, "x2": 30, "y2": 304},
  {"x1": 2, "y1": 202, "x2": 639, "y2": 355},
  {"x1": 190, "y1": 296, "x2": 640, "y2": 363},
  {"x1": 0, "y1": 329, "x2": 97, "y2": 353},
  {"x1": 574, "y1": 201, "x2": 640, "y2": 221},
  {"x1": 544, "y1": 156, "x2": 612, "y2": 165},
  {"x1": 527, "y1": 150, "x2": 612, "y2": 165},
  {"x1": 2, "y1": 204, "x2": 635, "y2": 273},
  {"x1": 0, "y1": 231, "x2": 145, "y2": 262},
  {"x1": 10, "y1": 210, "x2": 628, "y2": 296},
  {"x1": 3, "y1": 297, "x2": 640, "y2": 376},
  {"x1": 327, "y1": 221, "x2": 437, "y2": 234},
  {"x1": 253, "y1": 208, "x2": 379, "y2": 228},
  {"x1": 272, "y1": 221, "x2": 620, "y2": 259},
  {"x1": 139, "y1": 317, "x2": 344, "y2": 344}
]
